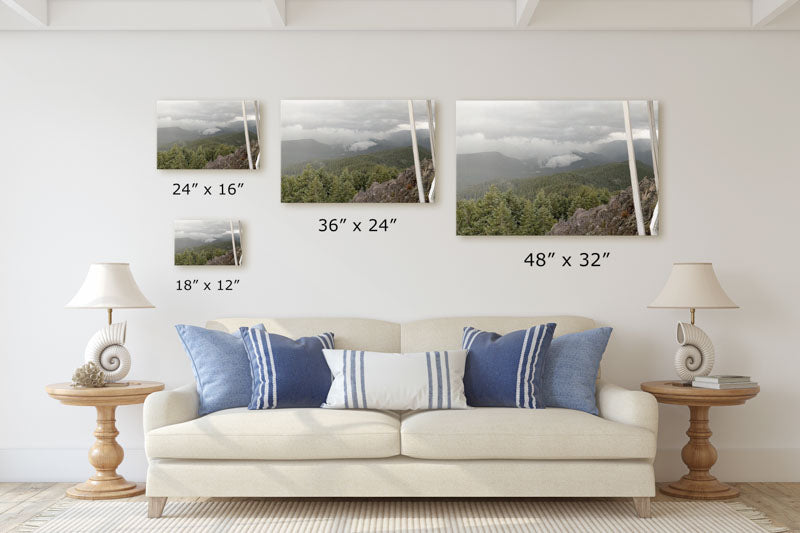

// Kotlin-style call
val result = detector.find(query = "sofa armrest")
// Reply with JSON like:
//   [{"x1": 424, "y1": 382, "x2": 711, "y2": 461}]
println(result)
[
  {"x1": 143, "y1": 383, "x2": 199, "y2": 433},
  {"x1": 596, "y1": 380, "x2": 658, "y2": 435}
]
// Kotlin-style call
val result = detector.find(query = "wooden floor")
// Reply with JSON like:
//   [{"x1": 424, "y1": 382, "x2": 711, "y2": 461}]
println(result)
[{"x1": 0, "y1": 482, "x2": 798, "y2": 532}]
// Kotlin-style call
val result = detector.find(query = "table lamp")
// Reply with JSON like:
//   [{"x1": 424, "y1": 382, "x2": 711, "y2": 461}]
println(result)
[
  {"x1": 66, "y1": 263, "x2": 154, "y2": 383},
  {"x1": 648, "y1": 262, "x2": 738, "y2": 382}
]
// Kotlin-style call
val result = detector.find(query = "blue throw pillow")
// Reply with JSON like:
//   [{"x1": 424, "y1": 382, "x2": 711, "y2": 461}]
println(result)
[
  {"x1": 240, "y1": 327, "x2": 334, "y2": 409},
  {"x1": 462, "y1": 323, "x2": 556, "y2": 408},
  {"x1": 542, "y1": 327, "x2": 613, "y2": 415},
  {"x1": 175, "y1": 324, "x2": 265, "y2": 417}
]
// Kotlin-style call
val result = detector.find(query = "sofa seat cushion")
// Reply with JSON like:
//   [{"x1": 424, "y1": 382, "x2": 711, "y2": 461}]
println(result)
[
  {"x1": 400, "y1": 408, "x2": 655, "y2": 460},
  {"x1": 146, "y1": 407, "x2": 400, "y2": 460}
]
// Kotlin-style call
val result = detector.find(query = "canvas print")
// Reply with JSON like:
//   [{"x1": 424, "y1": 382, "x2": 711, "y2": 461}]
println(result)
[
  {"x1": 456, "y1": 100, "x2": 660, "y2": 236},
  {"x1": 281, "y1": 100, "x2": 437, "y2": 203},
  {"x1": 157, "y1": 100, "x2": 261, "y2": 170},
  {"x1": 174, "y1": 219, "x2": 243, "y2": 266}
]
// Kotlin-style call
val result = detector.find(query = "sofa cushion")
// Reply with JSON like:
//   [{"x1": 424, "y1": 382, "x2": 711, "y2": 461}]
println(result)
[
  {"x1": 400, "y1": 408, "x2": 655, "y2": 460},
  {"x1": 400, "y1": 316, "x2": 595, "y2": 353},
  {"x1": 146, "y1": 408, "x2": 400, "y2": 460}
]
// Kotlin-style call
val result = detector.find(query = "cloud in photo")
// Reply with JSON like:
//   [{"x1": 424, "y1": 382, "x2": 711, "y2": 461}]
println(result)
[
  {"x1": 281, "y1": 100, "x2": 431, "y2": 147},
  {"x1": 174, "y1": 219, "x2": 239, "y2": 243},
  {"x1": 157, "y1": 101, "x2": 257, "y2": 133},
  {"x1": 456, "y1": 100, "x2": 658, "y2": 161}
]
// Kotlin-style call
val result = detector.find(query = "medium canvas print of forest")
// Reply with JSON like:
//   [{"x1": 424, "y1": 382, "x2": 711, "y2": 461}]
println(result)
[
  {"x1": 157, "y1": 100, "x2": 261, "y2": 170},
  {"x1": 456, "y1": 100, "x2": 660, "y2": 236},
  {"x1": 174, "y1": 219, "x2": 243, "y2": 266},
  {"x1": 281, "y1": 100, "x2": 437, "y2": 203}
]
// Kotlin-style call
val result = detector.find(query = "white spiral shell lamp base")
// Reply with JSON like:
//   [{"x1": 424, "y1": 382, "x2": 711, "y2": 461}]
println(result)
[
  {"x1": 674, "y1": 321, "x2": 715, "y2": 381},
  {"x1": 84, "y1": 321, "x2": 131, "y2": 383}
]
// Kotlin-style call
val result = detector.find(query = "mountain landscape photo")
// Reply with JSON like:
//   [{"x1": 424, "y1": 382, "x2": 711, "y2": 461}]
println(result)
[
  {"x1": 157, "y1": 100, "x2": 260, "y2": 170},
  {"x1": 174, "y1": 219, "x2": 243, "y2": 266},
  {"x1": 456, "y1": 100, "x2": 660, "y2": 236},
  {"x1": 281, "y1": 100, "x2": 436, "y2": 203}
]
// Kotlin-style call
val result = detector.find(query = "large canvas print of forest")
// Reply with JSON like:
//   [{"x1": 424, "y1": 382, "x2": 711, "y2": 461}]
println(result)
[
  {"x1": 456, "y1": 100, "x2": 660, "y2": 236},
  {"x1": 157, "y1": 101, "x2": 260, "y2": 170},
  {"x1": 174, "y1": 219, "x2": 243, "y2": 266},
  {"x1": 281, "y1": 100, "x2": 436, "y2": 203}
]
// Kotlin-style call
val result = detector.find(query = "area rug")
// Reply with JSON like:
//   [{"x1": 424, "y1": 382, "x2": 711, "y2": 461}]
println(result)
[{"x1": 15, "y1": 499, "x2": 788, "y2": 533}]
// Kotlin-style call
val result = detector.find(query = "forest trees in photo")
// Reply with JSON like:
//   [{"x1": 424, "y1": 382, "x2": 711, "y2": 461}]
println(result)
[
  {"x1": 281, "y1": 100, "x2": 436, "y2": 203},
  {"x1": 456, "y1": 100, "x2": 660, "y2": 236}
]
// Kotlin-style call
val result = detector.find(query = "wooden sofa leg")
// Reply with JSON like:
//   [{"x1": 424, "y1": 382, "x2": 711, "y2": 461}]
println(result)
[
  {"x1": 633, "y1": 497, "x2": 651, "y2": 518},
  {"x1": 148, "y1": 497, "x2": 167, "y2": 518}
]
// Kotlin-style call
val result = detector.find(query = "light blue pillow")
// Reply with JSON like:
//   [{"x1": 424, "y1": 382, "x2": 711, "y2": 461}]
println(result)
[
  {"x1": 462, "y1": 324, "x2": 556, "y2": 408},
  {"x1": 175, "y1": 324, "x2": 264, "y2": 416},
  {"x1": 240, "y1": 327, "x2": 334, "y2": 409},
  {"x1": 542, "y1": 327, "x2": 613, "y2": 415}
]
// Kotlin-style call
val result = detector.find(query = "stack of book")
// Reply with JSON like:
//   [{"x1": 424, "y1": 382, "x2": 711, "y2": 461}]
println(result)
[{"x1": 692, "y1": 375, "x2": 758, "y2": 389}]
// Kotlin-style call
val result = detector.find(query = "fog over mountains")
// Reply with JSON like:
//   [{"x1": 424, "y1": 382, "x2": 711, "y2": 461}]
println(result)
[
  {"x1": 156, "y1": 100, "x2": 260, "y2": 152},
  {"x1": 281, "y1": 100, "x2": 433, "y2": 171},
  {"x1": 282, "y1": 130, "x2": 432, "y2": 170},
  {"x1": 456, "y1": 100, "x2": 658, "y2": 193},
  {"x1": 457, "y1": 138, "x2": 654, "y2": 191},
  {"x1": 174, "y1": 219, "x2": 239, "y2": 252},
  {"x1": 157, "y1": 123, "x2": 258, "y2": 151}
]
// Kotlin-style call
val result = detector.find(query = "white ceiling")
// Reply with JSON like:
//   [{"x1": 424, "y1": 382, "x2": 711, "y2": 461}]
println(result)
[{"x1": 1, "y1": 0, "x2": 799, "y2": 30}]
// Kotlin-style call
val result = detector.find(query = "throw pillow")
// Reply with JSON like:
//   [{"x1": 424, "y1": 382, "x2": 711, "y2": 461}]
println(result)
[
  {"x1": 321, "y1": 349, "x2": 468, "y2": 410},
  {"x1": 542, "y1": 327, "x2": 613, "y2": 415},
  {"x1": 240, "y1": 327, "x2": 334, "y2": 409},
  {"x1": 462, "y1": 323, "x2": 556, "y2": 408},
  {"x1": 175, "y1": 324, "x2": 265, "y2": 417}
]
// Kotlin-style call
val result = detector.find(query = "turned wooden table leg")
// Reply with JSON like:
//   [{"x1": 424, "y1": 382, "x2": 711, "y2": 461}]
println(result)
[
  {"x1": 660, "y1": 405, "x2": 739, "y2": 500},
  {"x1": 66, "y1": 405, "x2": 145, "y2": 500}
]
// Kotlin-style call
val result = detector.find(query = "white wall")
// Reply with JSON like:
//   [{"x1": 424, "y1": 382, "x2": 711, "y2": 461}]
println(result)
[{"x1": 0, "y1": 30, "x2": 798, "y2": 483}]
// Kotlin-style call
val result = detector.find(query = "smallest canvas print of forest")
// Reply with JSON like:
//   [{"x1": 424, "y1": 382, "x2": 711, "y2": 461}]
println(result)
[
  {"x1": 157, "y1": 100, "x2": 260, "y2": 170},
  {"x1": 174, "y1": 219, "x2": 242, "y2": 266},
  {"x1": 456, "y1": 100, "x2": 660, "y2": 236}
]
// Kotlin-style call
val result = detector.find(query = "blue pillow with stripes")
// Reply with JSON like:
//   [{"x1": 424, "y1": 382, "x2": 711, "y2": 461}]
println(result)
[
  {"x1": 240, "y1": 327, "x2": 334, "y2": 409},
  {"x1": 462, "y1": 323, "x2": 556, "y2": 408}
]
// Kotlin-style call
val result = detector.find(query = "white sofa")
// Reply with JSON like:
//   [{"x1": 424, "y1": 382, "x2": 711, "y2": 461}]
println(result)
[{"x1": 144, "y1": 316, "x2": 658, "y2": 518}]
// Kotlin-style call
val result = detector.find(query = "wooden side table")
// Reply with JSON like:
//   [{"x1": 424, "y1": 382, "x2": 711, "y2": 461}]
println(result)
[
  {"x1": 45, "y1": 381, "x2": 164, "y2": 500},
  {"x1": 641, "y1": 380, "x2": 759, "y2": 500}
]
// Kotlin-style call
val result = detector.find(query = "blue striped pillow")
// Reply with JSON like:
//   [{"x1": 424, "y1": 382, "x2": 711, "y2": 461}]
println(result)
[
  {"x1": 240, "y1": 327, "x2": 334, "y2": 409},
  {"x1": 462, "y1": 323, "x2": 556, "y2": 408}
]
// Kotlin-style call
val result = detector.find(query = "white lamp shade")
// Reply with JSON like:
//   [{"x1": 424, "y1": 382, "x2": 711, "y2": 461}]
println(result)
[
  {"x1": 66, "y1": 263, "x2": 154, "y2": 309},
  {"x1": 648, "y1": 262, "x2": 738, "y2": 309}
]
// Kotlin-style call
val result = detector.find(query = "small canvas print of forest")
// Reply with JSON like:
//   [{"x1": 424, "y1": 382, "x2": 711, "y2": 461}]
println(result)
[
  {"x1": 456, "y1": 100, "x2": 660, "y2": 236},
  {"x1": 174, "y1": 219, "x2": 243, "y2": 266},
  {"x1": 281, "y1": 100, "x2": 436, "y2": 203},
  {"x1": 157, "y1": 101, "x2": 260, "y2": 170}
]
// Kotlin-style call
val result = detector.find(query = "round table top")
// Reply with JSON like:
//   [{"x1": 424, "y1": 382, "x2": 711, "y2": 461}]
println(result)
[
  {"x1": 641, "y1": 380, "x2": 759, "y2": 407},
  {"x1": 45, "y1": 381, "x2": 165, "y2": 406}
]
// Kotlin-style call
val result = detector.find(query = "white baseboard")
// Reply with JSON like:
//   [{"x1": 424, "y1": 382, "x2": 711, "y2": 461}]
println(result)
[
  {"x1": 0, "y1": 448, "x2": 148, "y2": 482},
  {"x1": 654, "y1": 448, "x2": 800, "y2": 482},
  {"x1": 2, "y1": 448, "x2": 799, "y2": 483}
]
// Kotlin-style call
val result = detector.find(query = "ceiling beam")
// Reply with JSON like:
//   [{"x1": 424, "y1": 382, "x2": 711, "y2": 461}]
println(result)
[
  {"x1": 752, "y1": 0, "x2": 800, "y2": 26},
  {"x1": 1, "y1": 0, "x2": 47, "y2": 26},
  {"x1": 264, "y1": 0, "x2": 286, "y2": 26},
  {"x1": 516, "y1": 0, "x2": 540, "y2": 27}
]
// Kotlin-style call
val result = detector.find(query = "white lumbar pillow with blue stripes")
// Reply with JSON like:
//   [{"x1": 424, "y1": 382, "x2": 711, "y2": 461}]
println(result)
[{"x1": 321, "y1": 349, "x2": 468, "y2": 410}]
